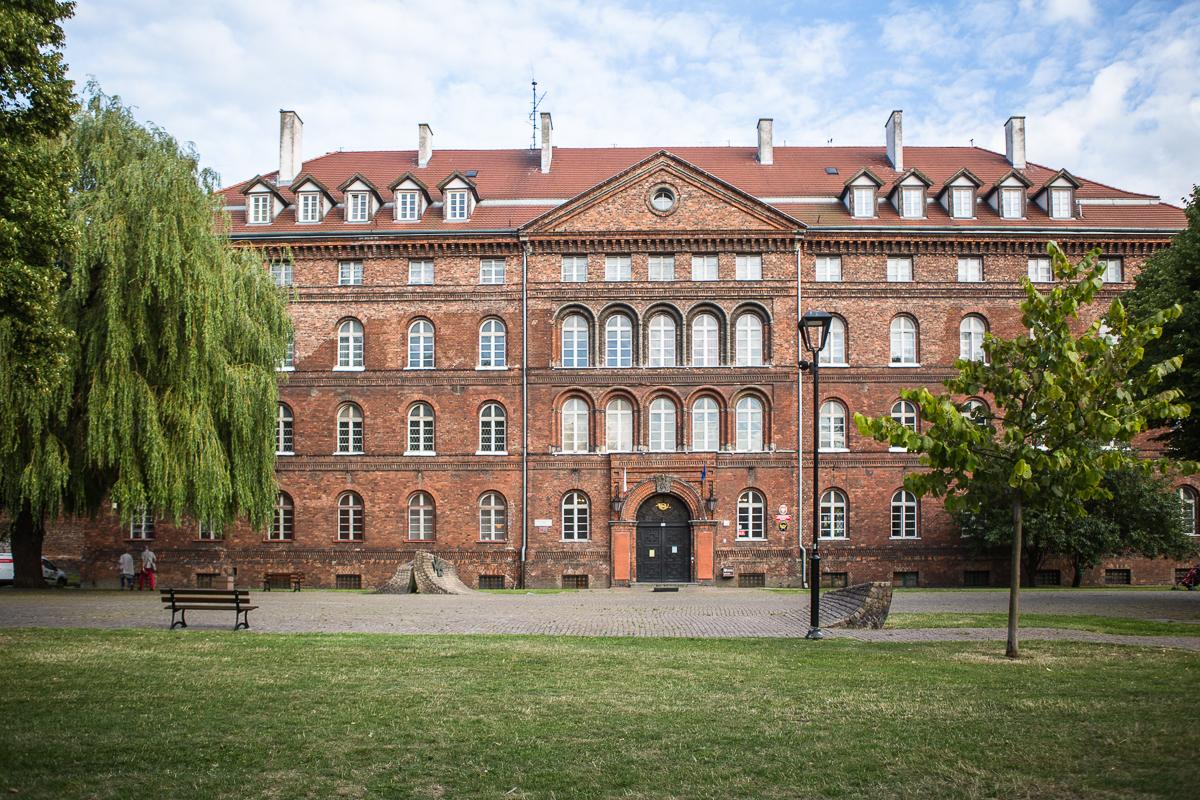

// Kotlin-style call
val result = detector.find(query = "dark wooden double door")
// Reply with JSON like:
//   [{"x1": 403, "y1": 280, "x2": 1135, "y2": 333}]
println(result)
[{"x1": 636, "y1": 494, "x2": 692, "y2": 583}]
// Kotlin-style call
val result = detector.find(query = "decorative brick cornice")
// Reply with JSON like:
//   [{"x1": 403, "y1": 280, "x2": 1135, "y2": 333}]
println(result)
[
  {"x1": 531, "y1": 282, "x2": 794, "y2": 301},
  {"x1": 276, "y1": 455, "x2": 522, "y2": 471},
  {"x1": 522, "y1": 231, "x2": 799, "y2": 254},
  {"x1": 292, "y1": 287, "x2": 521, "y2": 303},
  {"x1": 527, "y1": 368, "x2": 795, "y2": 386},
  {"x1": 804, "y1": 284, "x2": 1135, "y2": 301},
  {"x1": 238, "y1": 238, "x2": 523, "y2": 261},
  {"x1": 280, "y1": 369, "x2": 521, "y2": 388},
  {"x1": 802, "y1": 234, "x2": 1171, "y2": 257}
]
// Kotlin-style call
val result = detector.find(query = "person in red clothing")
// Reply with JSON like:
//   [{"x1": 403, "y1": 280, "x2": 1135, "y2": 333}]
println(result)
[{"x1": 139, "y1": 546, "x2": 157, "y2": 590}]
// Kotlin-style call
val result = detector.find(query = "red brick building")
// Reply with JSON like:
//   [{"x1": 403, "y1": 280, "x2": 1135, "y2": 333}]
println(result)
[{"x1": 68, "y1": 110, "x2": 1198, "y2": 589}]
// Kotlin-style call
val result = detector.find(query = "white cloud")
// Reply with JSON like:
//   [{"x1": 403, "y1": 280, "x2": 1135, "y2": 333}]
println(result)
[{"x1": 1043, "y1": 0, "x2": 1097, "y2": 24}]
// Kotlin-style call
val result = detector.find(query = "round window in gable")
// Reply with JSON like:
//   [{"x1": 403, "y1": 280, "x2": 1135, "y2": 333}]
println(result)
[{"x1": 649, "y1": 185, "x2": 677, "y2": 214}]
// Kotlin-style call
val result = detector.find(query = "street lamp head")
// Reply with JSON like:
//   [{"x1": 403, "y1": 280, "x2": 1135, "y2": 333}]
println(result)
[
  {"x1": 798, "y1": 310, "x2": 835, "y2": 356},
  {"x1": 610, "y1": 484, "x2": 625, "y2": 515},
  {"x1": 704, "y1": 482, "x2": 718, "y2": 514}
]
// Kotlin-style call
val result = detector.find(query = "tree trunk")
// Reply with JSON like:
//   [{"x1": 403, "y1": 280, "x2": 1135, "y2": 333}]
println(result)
[
  {"x1": 1072, "y1": 561, "x2": 1084, "y2": 587},
  {"x1": 1007, "y1": 496, "x2": 1023, "y2": 659},
  {"x1": 10, "y1": 505, "x2": 47, "y2": 589}
]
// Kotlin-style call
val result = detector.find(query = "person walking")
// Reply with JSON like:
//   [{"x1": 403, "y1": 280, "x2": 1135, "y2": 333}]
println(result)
[
  {"x1": 139, "y1": 545, "x2": 157, "y2": 591},
  {"x1": 117, "y1": 551, "x2": 135, "y2": 590}
]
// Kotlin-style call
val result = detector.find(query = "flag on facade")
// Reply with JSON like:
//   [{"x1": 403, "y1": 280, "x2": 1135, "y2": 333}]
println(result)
[{"x1": 700, "y1": 464, "x2": 707, "y2": 483}]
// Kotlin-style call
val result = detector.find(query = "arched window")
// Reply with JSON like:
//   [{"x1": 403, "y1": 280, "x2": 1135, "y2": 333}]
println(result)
[
  {"x1": 408, "y1": 492, "x2": 435, "y2": 541},
  {"x1": 691, "y1": 397, "x2": 720, "y2": 452},
  {"x1": 961, "y1": 398, "x2": 989, "y2": 426},
  {"x1": 736, "y1": 490, "x2": 765, "y2": 539},
  {"x1": 407, "y1": 402, "x2": 434, "y2": 453},
  {"x1": 648, "y1": 397, "x2": 677, "y2": 452},
  {"x1": 648, "y1": 314, "x2": 676, "y2": 367},
  {"x1": 605, "y1": 398, "x2": 633, "y2": 452},
  {"x1": 819, "y1": 400, "x2": 847, "y2": 450},
  {"x1": 1179, "y1": 486, "x2": 1198, "y2": 536},
  {"x1": 561, "y1": 397, "x2": 589, "y2": 453},
  {"x1": 818, "y1": 316, "x2": 847, "y2": 366},
  {"x1": 561, "y1": 314, "x2": 590, "y2": 368},
  {"x1": 479, "y1": 492, "x2": 507, "y2": 541},
  {"x1": 407, "y1": 320, "x2": 434, "y2": 369},
  {"x1": 735, "y1": 396, "x2": 764, "y2": 452},
  {"x1": 479, "y1": 403, "x2": 506, "y2": 453},
  {"x1": 891, "y1": 490, "x2": 918, "y2": 538},
  {"x1": 336, "y1": 403, "x2": 363, "y2": 454},
  {"x1": 337, "y1": 319, "x2": 363, "y2": 369},
  {"x1": 276, "y1": 403, "x2": 294, "y2": 454},
  {"x1": 562, "y1": 491, "x2": 590, "y2": 541},
  {"x1": 959, "y1": 315, "x2": 987, "y2": 362},
  {"x1": 338, "y1": 491, "x2": 364, "y2": 541},
  {"x1": 479, "y1": 318, "x2": 507, "y2": 368},
  {"x1": 270, "y1": 492, "x2": 294, "y2": 540},
  {"x1": 735, "y1": 314, "x2": 763, "y2": 366},
  {"x1": 891, "y1": 399, "x2": 918, "y2": 433},
  {"x1": 820, "y1": 489, "x2": 848, "y2": 539},
  {"x1": 890, "y1": 316, "x2": 918, "y2": 364},
  {"x1": 605, "y1": 314, "x2": 633, "y2": 367},
  {"x1": 691, "y1": 313, "x2": 719, "y2": 367}
]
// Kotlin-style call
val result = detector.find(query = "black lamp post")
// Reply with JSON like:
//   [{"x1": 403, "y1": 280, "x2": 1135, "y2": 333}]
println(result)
[
  {"x1": 610, "y1": 483, "x2": 625, "y2": 516},
  {"x1": 798, "y1": 310, "x2": 834, "y2": 640},
  {"x1": 704, "y1": 481, "x2": 717, "y2": 515}
]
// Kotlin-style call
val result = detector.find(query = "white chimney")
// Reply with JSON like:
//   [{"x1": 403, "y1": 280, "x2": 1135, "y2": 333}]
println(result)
[
  {"x1": 1005, "y1": 116, "x2": 1026, "y2": 169},
  {"x1": 885, "y1": 109, "x2": 903, "y2": 171},
  {"x1": 278, "y1": 110, "x2": 303, "y2": 186},
  {"x1": 418, "y1": 123, "x2": 433, "y2": 168},
  {"x1": 757, "y1": 118, "x2": 773, "y2": 165},
  {"x1": 540, "y1": 112, "x2": 553, "y2": 174}
]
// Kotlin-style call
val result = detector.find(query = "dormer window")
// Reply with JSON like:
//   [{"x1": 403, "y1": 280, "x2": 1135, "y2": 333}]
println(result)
[
  {"x1": 297, "y1": 192, "x2": 320, "y2": 223},
  {"x1": 397, "y1": 191, "x2": 419, "y2": 221},
  {"x1": 1049, "y1": 187, "x2": 1073, "y2": 219},
  {"x1": 447, "y1": 190, "x2": 468, "y2": 221},
  {"x1": 951, "y1": 187, "x2": 974, "y2": 218},
  {"x1": 900, "y1": 187, "x2": 924, "y2": 219},
  {"x1": 852, "y1": 187, "x2": 875, "y2": 219},
  {"x1": 1000, "y1": 188, "x2": 1023, "y2": 219},
  {"x1": 347, "y1": 192, "x2": 369, "y2": 223},
  {"x1": 249, "y1": 194, "x2": 271, "y2": 224}
]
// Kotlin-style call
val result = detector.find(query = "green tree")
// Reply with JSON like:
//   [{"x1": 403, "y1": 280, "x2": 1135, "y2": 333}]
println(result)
[
  {"x1": 856, "y1": 243, "x2": 1190, "y2": 657},
  {"x1": 0, "y1": 1, "x2": 77, "y2": 586},
  {"x1": 1125, "y1": 186, "x2": 1200, "y2": 460}
]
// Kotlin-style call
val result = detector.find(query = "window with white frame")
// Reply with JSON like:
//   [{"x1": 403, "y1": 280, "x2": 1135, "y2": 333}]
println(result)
[
  {"x1": 561, "y1": 255, "x2": 587, "y2": 282},
  {"x1": 276, "y1": 403, "x2": 294, "y2": 455},
  {"x1": 249, "y1": 194, "x2": 271, "y2": 224},
  {"x1": 648, "y1": 398, "x2": 677, "y2": 452},
  {"x1": 736, "y1": 254, "x2": 762, "y2": 281},
  {"x1": 479, "y1": 492, "x2": 507, "y2": 541},
  {"x1": 561, "y1": 314, "x2": 589, "y2": 368},
  {"x1": 605, "y1": 315, "x2": 633, "y2": 367},
  {"x1": 605, "y1": 398, "x2": 633, "y2": 452},
  {"x1": 735, "y1": 396, "x2": 764, "y2": 452},
  {"x1": 891, "y1": 490, "x2": 919, "y2": 538},
  {"x1": 818, "y1": 317, "x2": 846, "y2": 366},
  {"x1": 735, "y1": 314, "x2": 763, "y2": 367},
  {"x1": 408, "y1": 492, "x2": 434, "y2": 540},
  {"x1": 198, "y1": 520, "x2": 223, "y2": 541},
  {"x1": 736, "y1": 490, "x2": 765, "y2": 539},
  {"x1": 647, "y1": 314, "x2": 676, "y2": 367},
  {"x1": 479, "y1": 402, "x2": 506, "y2": 453},
  {"x1": 338, "y1": 492, "x2": 364, "y2": 541},
  {"x1": 298, "y1": 192, "x2": 320, "y2": 223},
  {"x1": 852, "y1": 187, "x2": 875, "y2": 218},
  {"x1": 480, "y1": 258, "x2": 505, "y2": 285},
  {"x1": 338, "y1": 260, "x2": 363, "y2": 286},
  {"x1": 1000, "y1": 188, "x2": 1023, "y2": 219},
  {"x1": 887, "y1": 256, "x2": 913, "y2": 282},
  {"x1": 1049, "y1": 188, "x2": 1072, "y2": 219},
  {"x1": 890, "y1": 316, "x2": 918, "y2": 364},
  {"x1": 1100, "y1": 257, "x2": 1123, "y2": 284},
  {"x1": 961, "y1": 398, "x2": 989, "y2": 426},
  {"x1": 269, "y1": 261, "x2": 293, "y2": 287},
  {"x1": 396, "y1": 191, "x2": 419, "y2": 221},
  {"x1": 562, "y1": 491, "x2": 590, "y2": 541},
  {"x1": 691, "y1": 397, "x2": 720, "y2": 452},
  {"x1": 408, "y1": 320, "x2": 434, "y2": 368},
  {"x1": 951, "y1": 187, "x2": 974, "y2": 218},
  {"x1": 648, "y1": 255, "x2": 675, "y2": 281},
  {"x1": 337, "y1": 319, "x2": 364, "y2": 369},
  {"x1": 479, "y1": 318, "x2": 506, "y2": 368},
  {"x1": 270, "y1": 493, "x2": 294, "y2": 540},
  {"x1": 129, "y1": 508, "x2": 155, "y2": 540},
  {"x1": 1179, "y1": 486, "x2": 1198, "y2": 536},
  {"x1": 900, "y1": 187, "x2": 924, "y2": 218},
  {"x1": 819, "y1": 400, "x2": 847, "y2": 450},
  {"x1": 691, "y1": 254, "x2": 718, "y2": 281},
  {"x1": 605, "y1": 255, "x2": 631, "y2": 281},
  {"x1": 346, "y1": 192, "x2": 369, "y2": 222},
  {"x1": 820, "y1": 489, "x2": 847, "y2": 539},
  {"x1": 1028, "y1": 257, "x2": 1052, "y2": 283},
  {"x1": 278, "y1": 333, "x2": 295, "y2": 371},
  {"x1": 561, "y1": 398, "x2": 589, "y2": 453},
  {"x1": 691, "y1": 314, "x2": 719, "y2": 367},
  {"x1": 953, "y1": 256, "x2": 982, "y2": 283},
  {"x1": 891, "y1": 399, "x2": 918, "y2": 433},
  {"x1": 960, "y1": 315, "x2": 987, "y2": 362},
  {"x1": 408, "y1": 259, "x2": 434, "y2": 285},
  {"x1": 407, "y1": 403, "x2": 435, "y2": 453},
  {"x1": 336, "y1": 403, "x2": 364, "y2": 454},
  {"x1": 446, "y1": 190, "x2": 468, "y2": 220},
  {"x1": 815, "y1": 256, "x2": 842, "y2": 282}
]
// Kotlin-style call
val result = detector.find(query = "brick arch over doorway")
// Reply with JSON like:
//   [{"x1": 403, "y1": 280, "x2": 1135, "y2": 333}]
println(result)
[{"x1": 617, "y1": 475, "x2": 707, "y2": 522}]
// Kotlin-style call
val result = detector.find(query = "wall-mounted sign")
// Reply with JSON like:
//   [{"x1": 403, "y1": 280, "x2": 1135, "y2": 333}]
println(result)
[{"x1": 534, "y1": 519, "x2": 552, "y2": 528}]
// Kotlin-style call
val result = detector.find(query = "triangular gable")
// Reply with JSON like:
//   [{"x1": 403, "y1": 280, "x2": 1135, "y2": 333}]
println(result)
[
  {"x1": 336, "y1": 173, "x2": 384, "y2": 202},
  {"x1": 1032, "y1": 169, "x2": 1081, "y2": 199},
  {"x1": 842, "y1": 168, "x2": 884, "y2": 190},
  {"x1": 985, "y1": 169, "x2": 1033, "y2": 198},
  {"x1": 891, "y1": 168, "x2": 934, "y2": 189},
  {"x1": 936, "y1": 168, "x2": 984, "y2": 199},
  {"x1": 387, "y1": 172, "x2": 433, "y2": 203},
  {"x1": 521, "y1": 150, "x2": 803, "y2": 234},
  {"x1": 289, "y1": 173, "x2": 336, "y2": 203},
  {"x1": 436, "y1": 171, "x2": 480, "y2": 201},
  {"x1": 239, "y1": 175, "x2": 289, "y2": 205}
]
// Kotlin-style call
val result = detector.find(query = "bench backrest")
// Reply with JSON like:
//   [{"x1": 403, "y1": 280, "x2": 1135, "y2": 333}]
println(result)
[{"x1": 160, "y1": 588, "x2": 251, "y2": 607}]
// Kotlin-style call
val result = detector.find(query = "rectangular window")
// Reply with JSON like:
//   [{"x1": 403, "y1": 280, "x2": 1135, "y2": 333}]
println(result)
[
  {"x1": 249, "y1": 194, "x2": 271, "y2": 224},
  {"x1": 737, "y1": 572, "x2": 766, "y2": 588},
  {"x1": 297, "y1": 192, "x2": 320, "y2": 223},
  {"x1": 446, "y1": 190, "x2": 468, "y2": 220},
  {"x1": 338, "y1": 260, "x2": 363, "y2": 286},
  {"x1": 335, "y1": 574, "x2": 363, "y2": 590},
  {"x1": 648, "y1": 255, "x2": 675, "y2": 281},
  {"x1": 346, "y1": 192, "x2": 369, "y2": 222},
  {"x1": 823, "y1": 572, "x2": 849, "y2": 589},
  {"x1": 1001, "y1": 188, "x2": 1023, "y2": 219},
  {"x1": 886, "y1": 256, "x2": 913, "y2": 282},
  {"x1": 1100, "y1": 257, "x2": 1123, "y2": 284},
  {"x1": 814, "y1": 256, "x2": 842, "y2": 282},
  {"x1": 409, "y1": 259, "x2": 434, "y2": 285},
  {"x1": 901, "y1": 187, "x2": 924, "y2": 218},
  {"x1": 957, "y1": 257, "x2": 983, "y2": 283},
  {"x1": 963, "y1": 570, "x2": 990, "y2": 587},
  {"x1": 1104, "y1": 568, "x2": 1132, "y2": 586},
  {"x1": 478, "y1": 575, "x2": 506, "y2": 589},
  {"x1": 480, "y1": 258, "x2": 505, "y2": 285},
  {"x1": 893, "y1": 571, "x2": 919, "y2": 588},
  {"x1": 269, "y1": 262, "x2": 293, "y2": 287},
  {"x1": 198, "y1": 521, "x2": 222, "y2": 541},
  {"x1": 1050, "y1": 188, "x2": 1072, "y2": 219},
  {"x1": 561, "y1": 255, "x2": 587, "y2": 282},
  {"x1": 1034, "y1": 569, "x2": 1061, "y2": 587},
  {"x1": 278, "y1": 334, "x2": 295, "y2": 371},
  {"x1": 562, "y1": 574, "x2": 589, "y2": 589},
  {"x1": 129, "y1": 509, "x2": 155, "y2": 540},
  {"x1": 396, "y1": 191, "x2": 419, "y2": 221},
  {"x1": 1028, "y1": 257, "x2": 1052, "y2": 283},
  {"x1": 691, "y1": 254, "x2": 718, "y2": 281},
  {"x1": 195, "y1": 573, "x2": 219, "y2": 588},
  {"x1": 852, "y1": 187, "x2": 874, "y2": 218},
  {"x1": 604, "y1": 255, "x2": 631, "y2": 282},
  {"x1": 951, "y1": 187, "x2": 974, "y2": 218},
  {"x1": 735, "y1": 254, "x2": 762, "y2": 281}
]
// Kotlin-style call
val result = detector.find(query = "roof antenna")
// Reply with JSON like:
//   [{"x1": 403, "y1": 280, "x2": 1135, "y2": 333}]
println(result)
[
  {"x1": 528, "y1": 77, "x2": 547, "y2": 151},
  {"x1": 970, "y1": 138, "x2": 975, "y2": 147},
  {"x1": 827, "y1": 138, "x2": 834, "y2": 146}
]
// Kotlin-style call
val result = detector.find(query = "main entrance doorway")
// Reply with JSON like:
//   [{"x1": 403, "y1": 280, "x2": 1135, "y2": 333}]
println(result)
[{"x1": 636, "y1": 494, "x2": 692, "y2": 582}]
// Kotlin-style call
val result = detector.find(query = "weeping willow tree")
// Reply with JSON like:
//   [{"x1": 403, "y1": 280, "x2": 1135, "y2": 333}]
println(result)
[{"x1": 6, "y1": 87, "x2": 291, "y2": 586}]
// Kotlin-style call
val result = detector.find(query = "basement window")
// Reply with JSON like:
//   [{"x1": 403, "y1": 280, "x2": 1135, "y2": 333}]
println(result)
[
  {"x1": 823, "y1": 572, "x2": 849, "y2": 589},
  {"x1": 963, "y1": 570, "x2": 990, "y2": 587},
  {"x1": 336, "y1": 574, "x2": 362, "y2": 590},
  {"x1": 195, "y1": 573, "x2": 219, "y2": 589},
  {"x1": 478, "y1": 575, "x2": 506, "y2": 589},
  {"x1": 1104, "y1": 569, "x2": 1132, "y2": 586},
  {"x1": 1034, "y1": 570, "x2": 1061, "y2": 587},
  {"x1": 737, "y1": 572, "x2": 766, "y2": 588},
  {"x1": 892, "y1": 571, "x2": 919, "y2": 588},
  {"x1": 562, "y1": 574, "x2": 589, "y2": 590}
]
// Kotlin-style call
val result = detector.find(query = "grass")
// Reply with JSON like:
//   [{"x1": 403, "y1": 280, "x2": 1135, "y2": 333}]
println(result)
[
  {"x1": 0, "y1": 630, "x2": 1196, "y2": 799},
  {"x1": 888, "y1": 612, "x2": 1200, "y2": 637}
]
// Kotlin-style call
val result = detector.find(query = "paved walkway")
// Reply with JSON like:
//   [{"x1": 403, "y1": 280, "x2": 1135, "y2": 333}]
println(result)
[{"x1": 1, "y1": 587, "x2": 1198, "y2": 649}]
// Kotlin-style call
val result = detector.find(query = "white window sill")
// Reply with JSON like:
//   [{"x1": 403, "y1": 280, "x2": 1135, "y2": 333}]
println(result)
[
  {"x1": 276, "y1": 367, "x2": 295, "y2": 373},
  {"x1": 476, "y1": 365, "x2": 508, "y2": 371},
  {"x1": 405, "y1": 366, "x2": 434, "y2": 371},
  {"x1": 888, "y1": 446, "x2": 909, "y2": 453},
  {"x1": 332, "y1": 366, "x2": 365, "y2": 372},
  {"x1": 404, "y1": 451, "x2": 437, "y2": 457},
  {"x1": 479, "y1": 282, "x2": 506, "y2": 287},
  {"x1": 819, "y1": 362, "x2": 850, "y2": 368},
  {"x1": 818, "y1": 536, "x2": 847, "y2": 541},
  {"x1": 344, "y1": 219, "x2": 370, "y2": 225},
  {"x1": 337, "y1": 283, "x2": 364, "y2": 288},
  {"x1": 408, "y1": 283, "x2": 435, "y2": 287},
  {"x1": 555, "y1": 450, "x2": 590, "y2": 455},
  {"x1": 818, "y1": 447, "x2": 849, "y2": 453},
  {"x1": 475, "y1": 451, "x2": 509, "y2": 456},
  {"x1": 890, "y1": 536, "x2": 921, "y2": 540},
  {"x1": 735, "y1": 537, "x2": 768, "y2": 542},
  {"x1": 334, "y1": 451, "x2": 364, "y2": 456},
  {"x1": 733, "y1": 448, "x2": 765, "y2": 454},
  {"x1": 276, "y1": 451, "x2": 295, "y2": 457},
  {"x1": 889, "y1": 363, "x2": 922, "y2": 368},
  {"x1": 560, "y1": 538, "x2": 591, "y2": 543}
]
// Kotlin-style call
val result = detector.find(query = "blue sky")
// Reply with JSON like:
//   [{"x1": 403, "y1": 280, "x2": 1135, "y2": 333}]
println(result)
[{"x1": 62, "y1": 0, "x2": 1199, "y2": 203}]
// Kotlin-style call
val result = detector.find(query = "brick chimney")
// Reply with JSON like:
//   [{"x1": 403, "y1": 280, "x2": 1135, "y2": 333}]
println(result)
[
  {"x1": 885, "y1": 110, "x2": 903, "y2": 171},
  {"x1": 757, "y1": 118, "x2": 773, "y2": 165},
  {"x1": 278, "y1": 110, "x2": 303, "y2": 186},
  {"x1": 1005, "y1": 116, "x2": 1026, "y2": 169},
  {"x1": 540, "y1": 112, "x2": 553, "y2": 174},
  {"x1": 418, "y1": 123, "x2": 433, "y2": 168}
]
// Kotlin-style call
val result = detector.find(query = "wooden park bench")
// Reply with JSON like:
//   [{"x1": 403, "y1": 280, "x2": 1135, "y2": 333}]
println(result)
[
  {"x1": 160, "y1": 588, "x2": 256, "y2": 630},
  {"x1": 262, "y1": 572, "x2": 304, "y2": 592}
]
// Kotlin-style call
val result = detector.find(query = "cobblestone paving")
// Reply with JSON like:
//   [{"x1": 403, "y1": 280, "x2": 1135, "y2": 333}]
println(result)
[{"x1": 1, "y1": 587, "x2": 1197, "y2": 650}]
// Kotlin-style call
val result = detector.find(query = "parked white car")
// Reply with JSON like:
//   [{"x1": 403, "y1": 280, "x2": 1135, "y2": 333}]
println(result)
[{"x1": 0, "y1": 553, "x2": 69, "y2": 587}]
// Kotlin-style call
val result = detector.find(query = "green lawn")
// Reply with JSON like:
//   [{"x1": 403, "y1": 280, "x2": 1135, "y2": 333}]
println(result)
[
  {"x1": 888, "y1": 612, "x2": 1200, "y2": 637},
  {"x1": 0, "y1": 630, "x2": 1196, "y2": 799}
]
